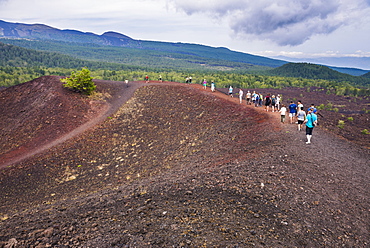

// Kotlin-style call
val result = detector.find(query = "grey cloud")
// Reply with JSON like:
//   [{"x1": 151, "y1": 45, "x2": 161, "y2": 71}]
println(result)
[
  {"x1": 168, "y1": 0, "x2": 369, "y2": 46},
  {"x1": 230, "y1": 0, "x2": 341, "y2": 46}
]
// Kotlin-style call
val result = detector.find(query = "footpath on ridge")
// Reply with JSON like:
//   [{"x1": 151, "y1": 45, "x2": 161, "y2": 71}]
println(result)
[
  {"x1": 0, "y1": 79, "x2": 369, "y2": 247},
  {"x1": 1, "y1": 80, "x2": 275, "y2": 169},
  {"x1": 0, "y1": 80, "x2": 143, "y2": 169}
]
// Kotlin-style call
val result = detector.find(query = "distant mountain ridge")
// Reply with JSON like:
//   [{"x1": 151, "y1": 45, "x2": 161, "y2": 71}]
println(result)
[
  {"x1": 0, "y1": 19, "x2": 287, "y2": 69},
  {"x1": 274, "y1": 55, "x2": 370, "y2": 76},
  {"x1": 268, "y1": 63, "x2": 370, "y2": 86},
  {"x1": 274, "y1": 56, "x2": 370, "y2": 76},
  {"x1": 1, "y1": 20, "x2": 369, "y2": 78},
  {"x1": 0, "y1": 20, "x2": 135, "y2": 46}
]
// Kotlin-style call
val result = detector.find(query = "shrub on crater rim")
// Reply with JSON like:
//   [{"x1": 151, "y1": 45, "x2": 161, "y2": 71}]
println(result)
[{"x1": 61, "y1": 67, "x2": 96, "y2": 95}]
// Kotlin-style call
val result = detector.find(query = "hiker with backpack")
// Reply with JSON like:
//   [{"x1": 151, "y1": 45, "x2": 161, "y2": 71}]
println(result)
[
  {"x1": 288, "y1": 101, "x2": 297, "y2": 124},
  {"x1": 304, "y1": 107, "x2": 318, "y2": 144}
]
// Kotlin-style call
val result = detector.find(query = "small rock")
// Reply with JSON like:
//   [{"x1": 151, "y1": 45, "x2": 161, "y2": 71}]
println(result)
[
  {"x1": 4, "y1": 238, "x2": 18, "y2": 248},
  {"x1": 42, "y1": 227, "x2": 54, "y2": 238}
]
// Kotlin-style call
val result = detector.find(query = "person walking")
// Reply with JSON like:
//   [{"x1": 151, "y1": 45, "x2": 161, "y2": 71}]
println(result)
[
  {"x1": 246, "y1": 90, "x2": 251, "y2": 105},
  {"x1": 211, "y1": 81, "x2": 215, "y2": 92},
  {"x1": 307, "y1": 103, "x2": 317, "y2": 113},
  {"x1": 239, "y1": 89, "x2": 244, "y2": 104},
  {"x1": 297, "y1": 107, "x2": 306, "y2": 131},
  {"x1": 297, "y1": 100, "x2": 304, "y2": 111},
  {"x1": 271, "y1": 95, "x2": 276, "y2": 112},
  {"x1": 203, "y1": 79, "x2": 207, "y2": 89},
  {"x1": 276, "y1": 94, "x2": 281, "y2": 111},
  {"x1": 288, "y1": 101, "x2": 297, "y2": 124},
  {"x1": 259, "y1": 93, "x2": 263, "y2": 107},
  {"x1": 255, "y1": 93, "x2": 260, "y2": 107},
  {"x1": 264, "y1": 93, "x2": 271, "y2": 111},
  {"x1": 252, "y1": 91, "x2": 257, "y2": 106},
  {"x1": 228, "y1": 86, "x2": 233, "y2": 97},
  {"x1": 279, "y1": 104, "x2": 287, "y2": 123},
  {"x1": 304, "y1": 107, "x2": 318, "y2": 144}
]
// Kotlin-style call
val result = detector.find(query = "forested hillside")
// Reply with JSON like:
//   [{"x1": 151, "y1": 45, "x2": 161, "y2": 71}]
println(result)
[
  {"x1": 0, "y1": 20, "x2": 286, "y2": 69},
  {"x1": 1, "y1": 41, "x2": 369, "y2": 97},
  {"x1": 2, "y1": 20, "x2": 369, "y2": 78},
  {"x1": 362, "y1": 71, "x2": 370, "y2": 78},
  {"x1": 0, "y1": 38, "x2": 273, "y2": 72},
  {"x1": 0, "y1": 42, "x2": 150, "y2": 71},
  {"x1": 268, "y1": 63, "x2": 370, "y2": 87}
]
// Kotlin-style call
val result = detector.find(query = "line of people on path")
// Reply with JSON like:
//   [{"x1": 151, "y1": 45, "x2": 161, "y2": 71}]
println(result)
[
  {"x1": 233, "y1": 89, "x2": 282, "y2": 111},
  {"x1": 146, "y1": 78, "x2": 319, "y2": 144},
  {"x1": 280, "y1": 101, "x2": 318, "y2": 144},
  {"x1": 249, "y1": 91, "x2": 281, "y2": 111},
  {"x1": 226, "y1": 86, "x2": 319, "y2": 145}
]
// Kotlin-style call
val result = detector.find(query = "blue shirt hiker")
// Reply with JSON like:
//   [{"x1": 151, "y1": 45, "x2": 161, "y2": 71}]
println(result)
[
  {"x1": 289, "y1": 102, "x2": 297, "y2": 114},
  {"x1": 305, "y1": 112, "x2": 317, "y2": 128},
  {"x1": 305, "y1": 108, "x2": 318, "y2": 144}
]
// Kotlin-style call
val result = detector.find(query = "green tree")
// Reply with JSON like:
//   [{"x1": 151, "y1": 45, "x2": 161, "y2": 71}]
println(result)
[{"x1": 61, "y1": 67, "x2": 96, "y2": 95}]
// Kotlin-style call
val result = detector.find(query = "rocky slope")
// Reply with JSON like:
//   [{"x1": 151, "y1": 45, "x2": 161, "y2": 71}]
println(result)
[{"x1": 0, "y1": 77, "x2": 369, "y2": 247}]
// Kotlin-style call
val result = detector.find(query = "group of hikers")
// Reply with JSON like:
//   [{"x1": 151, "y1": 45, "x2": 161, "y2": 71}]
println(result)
[
  {"x1": 281, "y1": 101, "x2": 318, "y2": 144},
  {"x1": 143, "y1": 75, "x2": 163, "y2": 83},
  {"x1": 227, "y1": 86, "x2": 281, "y2": 110},
  {"x1": 223, "y1": 86, "x2": 318, "y2": 145},
  {"x1": 139, "y1": 77, "x2": 318, "y2": 144}
]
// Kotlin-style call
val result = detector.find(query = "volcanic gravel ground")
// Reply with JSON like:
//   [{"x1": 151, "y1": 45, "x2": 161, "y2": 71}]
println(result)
[{"x1": 0, "y1": 78, "x2": 369, "y2": 247}]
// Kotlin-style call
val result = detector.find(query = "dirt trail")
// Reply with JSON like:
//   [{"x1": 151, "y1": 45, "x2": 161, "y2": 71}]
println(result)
[
  {"x1": 0, "y1": 80, "x2": 369, "y2": 247},
  {"x1": 0, "y1": 81, "x2": 144, "y2": 169},
  {"x1": 0, "y1": 80, "x2": 266, "y2": 170}
]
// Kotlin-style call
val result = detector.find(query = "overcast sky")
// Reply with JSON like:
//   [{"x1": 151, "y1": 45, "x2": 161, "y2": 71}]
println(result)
[{"x1": 1, "y1": 0, "x2": 370, "y2": 69}]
